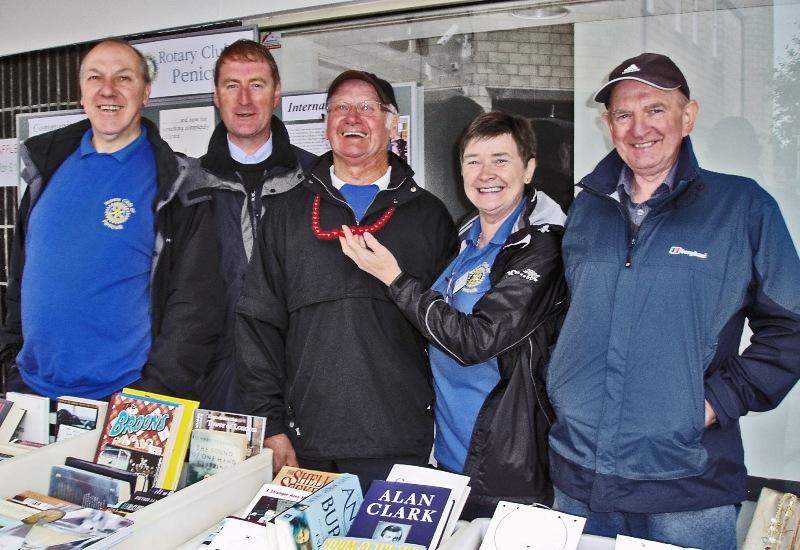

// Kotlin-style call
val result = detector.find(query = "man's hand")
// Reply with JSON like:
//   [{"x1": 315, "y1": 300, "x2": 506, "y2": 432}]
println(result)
[
  {"x1": 264, "y1": 433, "x2": 299, "y2": 475},
  {"x1": 339, "y1": 226, "x2": 402, "y2": 286},
  {"x1": 704, "y1": 400, "x2": 718, "y2": 427}
]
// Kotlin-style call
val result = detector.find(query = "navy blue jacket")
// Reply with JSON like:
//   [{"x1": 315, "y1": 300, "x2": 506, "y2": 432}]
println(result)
[{"x1": 547, "y1": 137, "x2": 800, "y2": 513}]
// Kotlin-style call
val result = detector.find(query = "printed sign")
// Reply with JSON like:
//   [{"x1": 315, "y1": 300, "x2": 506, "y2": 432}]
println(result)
[
  {"x1": 0, "y1": 139, "x2": 18, "y2": 187},
  {"x1": 133, "y1": 27, "x2": 257, "y2": 99}
]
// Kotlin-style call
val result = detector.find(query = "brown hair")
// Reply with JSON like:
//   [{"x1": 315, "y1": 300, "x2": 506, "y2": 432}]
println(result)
[
  {"x1": 458, "y1": 111, "x2": 537, "y2": 163},
  {"x1": 214, "y1": 39, "x2": 280, "y2": 86}
]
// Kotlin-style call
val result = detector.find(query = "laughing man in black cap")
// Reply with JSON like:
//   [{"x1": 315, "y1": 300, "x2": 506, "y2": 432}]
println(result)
[
  {"x1": 236, "y1": 70, "x2": 457, "y2": 490},
  {"x1": 546, "y1": 53, "x2": 800, "y2": 549}
]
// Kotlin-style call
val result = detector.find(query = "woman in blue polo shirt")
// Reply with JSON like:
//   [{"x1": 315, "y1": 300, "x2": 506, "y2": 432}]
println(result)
[{"x1": 340, "y1": 111, "x2": 567, "y2": 518}]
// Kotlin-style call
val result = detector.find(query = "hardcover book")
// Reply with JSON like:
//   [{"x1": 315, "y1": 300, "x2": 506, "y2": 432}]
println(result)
[
  {"x1": 321, "y1": 537, "x2": 426, "y2": 550},
  {"x1": 49, "y1": 464, "x2": 132, "y2": 509},
  {"x1": 187, "y1": 428, "x2": 248, "y2": 485},
  {"x1": 347, "y1": 480, "x2": 451, "y2": 550},
  {"x1": 273, "y1": 465, "x2": 341, "y2": 494},
  {"x1": 386, "y1": 463, "x2": 471, "y2": 542},
  {"x1": 121, "y1": 388, "x2": 199, "y2": 489},
  {"x1": 275, "y1": 473, "x2": 363, "y2": 550},
  {"x1": 115, "y1": 487, "x2": 172, "y2": 514},
  {"x1": 243, "y1": 482, "x2": 311, "y2": 524},
  {"x1": 193, "y1": 408, "x2": 266, "y2": 458},
  {"x1": 94, "y1": 392, "x2": 184, "y2": 490}
]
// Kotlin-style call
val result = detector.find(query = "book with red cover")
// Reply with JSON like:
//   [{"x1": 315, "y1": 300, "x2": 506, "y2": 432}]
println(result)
[{"x1": 93, "y1": 393, "x2": 182, "y2": 490}]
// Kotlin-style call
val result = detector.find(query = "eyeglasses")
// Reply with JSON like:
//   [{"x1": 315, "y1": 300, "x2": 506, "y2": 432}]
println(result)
[{"x1": 325, "y1": 100, "x2": 395, "y2": 117}]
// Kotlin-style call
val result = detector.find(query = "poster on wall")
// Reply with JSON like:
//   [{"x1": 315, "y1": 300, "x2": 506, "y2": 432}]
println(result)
[
  {"x1": 132, "y1": 26, "x2": 257, "y2": 100},
  {"x1": 0, "y1": 139, "x2": 18, "y2": 187},
  {"x1": 16, "y1": 110, "x2": 88, "y2": 200},
  {"x1": 279, "y1": 83, "x2": 421, "y2": 180},
  {"x1": 159, "y1": 106, "x2": 215, "y2": 157}
]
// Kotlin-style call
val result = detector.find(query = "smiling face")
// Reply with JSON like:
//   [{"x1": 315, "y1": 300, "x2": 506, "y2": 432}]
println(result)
[
  {"x1": 325, "y1": 79, "x2": 397, "y2": 181},
  {"x1": 214, "y1": 57, "x2": 281, "y2": 155},
  {"x1": 602, "y1": 80, "x2": 698, "y2": 184},
  {"x1": 79, "y1": 41, "x2": 151, "y2": 153},
  {"x1": 461, "y1": 133, "x2": 535, "y2": 224}
]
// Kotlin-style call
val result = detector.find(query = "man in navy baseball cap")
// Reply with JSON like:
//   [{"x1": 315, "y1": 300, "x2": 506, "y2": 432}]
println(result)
[{"x1": 547, "y1": 52, "x2": 800, "y2": 550}]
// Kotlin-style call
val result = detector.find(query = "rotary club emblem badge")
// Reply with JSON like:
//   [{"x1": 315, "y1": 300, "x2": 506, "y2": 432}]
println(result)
[
  {"x1": 103, "y1": 198, "x2": 136, "y2": 230},
  {"x1": 463, "y1": 262, "x2": 491, "y2": 293}
]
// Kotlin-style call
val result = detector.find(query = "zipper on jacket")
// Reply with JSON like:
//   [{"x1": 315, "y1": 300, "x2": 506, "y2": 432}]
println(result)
[
  {"x1": 248, "y1": 190, "x2": 260, "y2": 233},
  {"x1": 625, "y1": 236, "x2": 636, "y2": 268}
]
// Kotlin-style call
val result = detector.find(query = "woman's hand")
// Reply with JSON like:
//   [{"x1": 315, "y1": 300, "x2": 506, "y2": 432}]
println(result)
[{"x1": 339, "y1": 225, "x2": 402, "y2": 286}]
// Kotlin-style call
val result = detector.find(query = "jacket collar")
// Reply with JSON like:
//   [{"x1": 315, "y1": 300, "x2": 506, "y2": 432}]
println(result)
[
  {"x1": 579, "y1": 136, "x2": 700, "y2": 199},
  {"x1": 23, "y1": 117, "x2": 183, "y2": 207},
  {"x1": 200, "y1": 116, "x2": 296, "y2": 179},
  {"x1": 304, "y1": 152, "x2": 423, "y2": 216}
]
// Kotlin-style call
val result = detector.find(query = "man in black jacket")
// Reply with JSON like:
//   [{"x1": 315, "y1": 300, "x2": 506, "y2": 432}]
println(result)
[
  {"x1": 0, "y1": 38, "x2": 222, "y2": 399},
  {"x1": 237, "y1": 70, "x2": 457, "y2": 488},
  {"x1": 197, "y1": 39, "x2": 315, "y2": 410}
]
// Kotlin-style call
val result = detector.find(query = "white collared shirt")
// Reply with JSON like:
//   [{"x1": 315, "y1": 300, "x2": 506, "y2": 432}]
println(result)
[
  {"x1": 227, "y1": 135, "x2": 273, "y2": 164},
  {"x1": 329, "y1": 166, "x2": 392, "y2": 191}
]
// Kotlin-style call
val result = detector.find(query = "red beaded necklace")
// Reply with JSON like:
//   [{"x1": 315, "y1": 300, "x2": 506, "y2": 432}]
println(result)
[{"x1": 311, "y1": 194, "x2": 396, "y2": 240}]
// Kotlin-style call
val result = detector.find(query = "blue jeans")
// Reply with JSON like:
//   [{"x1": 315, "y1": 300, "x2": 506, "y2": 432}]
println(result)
[{"x1": 554, "y1": 487, "x2": 737, "y2": 550}]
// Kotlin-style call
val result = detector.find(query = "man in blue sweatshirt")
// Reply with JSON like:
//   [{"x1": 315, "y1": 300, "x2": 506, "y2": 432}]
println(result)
[{"x1": 1, "y1": 38, "x2": 222, "y2": 399}]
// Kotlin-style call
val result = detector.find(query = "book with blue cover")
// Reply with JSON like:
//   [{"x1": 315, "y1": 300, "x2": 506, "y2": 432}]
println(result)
[
  {"x1": 275, "y1": 472, "x2": 363, "y2": 550},
  {"x1": 347, "y1": 480, "x2": 452, "y2": 550}
]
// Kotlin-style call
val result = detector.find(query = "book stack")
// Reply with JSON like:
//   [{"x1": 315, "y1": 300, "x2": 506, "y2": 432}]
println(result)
[{"x1": 0, "y1": 490, "x2": 134, "y2": 549}]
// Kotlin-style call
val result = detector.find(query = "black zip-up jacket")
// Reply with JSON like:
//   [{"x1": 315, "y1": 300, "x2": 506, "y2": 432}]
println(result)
[
  {"x1": 0, "y1": 118, "x2": 223, "y2": 398},
  {"x1": 236, "y1": 152, "x2": 458, "y2": 460},
  {"x1": 388, "y1": 188, "x2": 567, "y2": 517},
  {"x1": 197, "y1": 119, "x2": 316, "y2": 410}
]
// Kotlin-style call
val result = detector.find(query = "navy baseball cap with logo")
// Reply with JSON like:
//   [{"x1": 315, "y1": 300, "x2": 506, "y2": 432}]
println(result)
[
  {"x1": 326, "y1": 70, "x2": 399, "y2": 112},
  {"x1": 593, "y1": 52, "x2": 690, "y2": 106}
]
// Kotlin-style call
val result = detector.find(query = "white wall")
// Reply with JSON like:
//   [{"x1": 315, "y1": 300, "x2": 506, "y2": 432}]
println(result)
[{"x1": 0, "y1": 0, "x2": 357, "y2": 57}]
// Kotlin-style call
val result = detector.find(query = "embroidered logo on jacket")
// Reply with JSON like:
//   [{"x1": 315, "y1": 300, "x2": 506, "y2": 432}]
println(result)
[
  {"x1": 463, "y1": 262, "x2": 491, "y2": 293},
  {"x1": 103, "y1": 198, "x2": 136, "y2": 230},
  {"x1": 668, "y1": 246, "x2": 708, "y2": 259}
]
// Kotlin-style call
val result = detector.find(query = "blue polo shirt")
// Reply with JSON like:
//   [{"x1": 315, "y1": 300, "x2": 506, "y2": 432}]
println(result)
[
  {"x1": 429, "y1": 199, "x2": 525, "y2": 472},
  {"x1": 17, "y1": 127, "x2": 157, "y2": 398}
]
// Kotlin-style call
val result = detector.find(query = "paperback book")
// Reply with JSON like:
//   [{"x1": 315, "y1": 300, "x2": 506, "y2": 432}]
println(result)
[
  {"x1": 193, "y1": 408, "x2": 266, "y2": 458},
  {"x1": 243, "y1": 483, "x2": 311, "y2": 524},
  {"x1": 273, "y1": 465, "x2": 341, "y2": 494},
  {"x1": 64, "y1": 456, "x2": 145, "y2": 494},
  {"x1": 386, "y1": 464, "x2": 470, "y2": 542},
  {"x1": 55, "y1": 396, "x2": 107, "y2": 442},
  {"x1": 94, "y1": 392, "x2": 184, "y2": 490},
  {"x1": 49, "y1": 464, "x2": 131, "y2": 509},
  {"x1": 347, "y1": 480, "x2": 451, "y2": 550},
  {"x1": 275, "y1": 473, "x2": 363, "y2": 550},
  {"x1": 5, "y1": 392, "x2": 50, "y2": 445},
  {"x1": 187, "y1": 428, "x2": 248, "y2": 485},
  {"x1": 322, "y1": 537, "x2": 426, "y2": 550},
  {"x1": 0, "y1": 399, "x2": 25, "y2": 444},
  {"x1": 2, "y1": 491, "x2": 134, "y2": 549},
  {"x1": 121, "y1": 388, "x2": 199, "y2": 489}
]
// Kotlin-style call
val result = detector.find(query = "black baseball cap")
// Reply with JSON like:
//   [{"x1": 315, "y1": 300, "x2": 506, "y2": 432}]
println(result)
[
  {"x1": 326, "y1": 70, "x2": 399, "y2": 111},
  {"x1": 593, "y1": 53, "x2": 690, "y2": 106}
]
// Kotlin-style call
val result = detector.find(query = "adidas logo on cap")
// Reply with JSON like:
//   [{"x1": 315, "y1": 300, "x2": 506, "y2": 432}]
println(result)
[{"x1": 621, "y1": 64, "x2": 640, "y2": 74}]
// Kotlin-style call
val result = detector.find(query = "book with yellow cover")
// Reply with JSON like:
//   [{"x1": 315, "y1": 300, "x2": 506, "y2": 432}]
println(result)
[{"x1": 121, "y1": 388, "x2": 199, "y2": 490}]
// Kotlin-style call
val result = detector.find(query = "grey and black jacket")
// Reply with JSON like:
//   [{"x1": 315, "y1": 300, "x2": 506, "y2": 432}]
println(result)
[
  {"x1": 197, "y1": 117, "x2": 316, "y2": 411},
  {"x1": 389, "y1": 187, "x2": 567, "y2": 517},
  {"x1": 1, "y1": 118, "x2": 224, "y2": 398}
]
